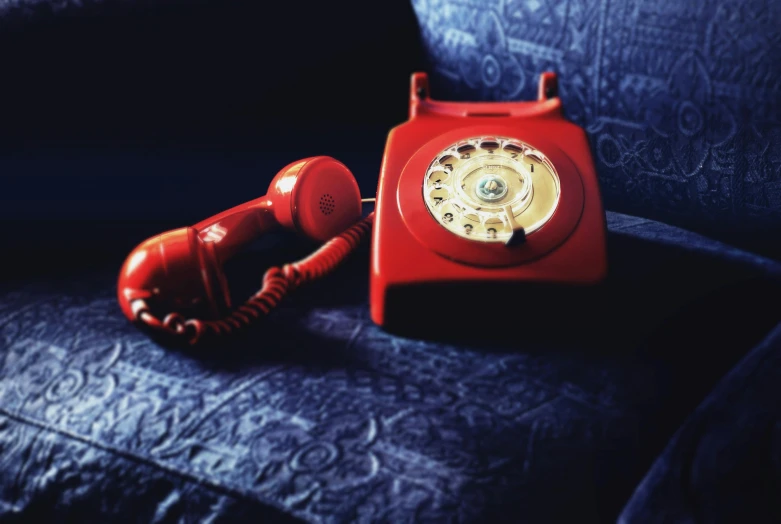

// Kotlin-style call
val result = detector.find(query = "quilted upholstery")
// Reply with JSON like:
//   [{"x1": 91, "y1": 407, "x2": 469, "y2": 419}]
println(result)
[
  {"x1": 2, "y1": 1, "x2": 780, "y2": 521},
  {"x1": 1, "y1": 211, "x2": 780, "y2": 523},
  {"x1": 411, "y1": 0, "x2": 781, "y2": 237}
]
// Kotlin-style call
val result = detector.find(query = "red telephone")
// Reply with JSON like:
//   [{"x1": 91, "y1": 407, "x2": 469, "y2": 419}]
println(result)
[{"x1": 117, "y1": 72, "x2": 607, "y2": 344}]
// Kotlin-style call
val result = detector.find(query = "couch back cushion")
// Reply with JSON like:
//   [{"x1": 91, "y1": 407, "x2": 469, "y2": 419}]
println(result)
[{"x1": 411, "y1": 0, "x2": 781, "y2": 238}]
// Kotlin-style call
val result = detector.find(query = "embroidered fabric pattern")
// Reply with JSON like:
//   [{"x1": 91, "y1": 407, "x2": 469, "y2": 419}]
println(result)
[
  {"x1": 412, "y1": 0, "x2": 781, "y2": 233},
  {"x1": 2, "y1": 211, "x2": 781, "y2": 521}
]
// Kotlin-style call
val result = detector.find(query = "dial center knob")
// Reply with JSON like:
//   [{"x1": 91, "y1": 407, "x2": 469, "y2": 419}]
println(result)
[{"x1": 475, "y1": 173, "x2": 508, "y2": 202}]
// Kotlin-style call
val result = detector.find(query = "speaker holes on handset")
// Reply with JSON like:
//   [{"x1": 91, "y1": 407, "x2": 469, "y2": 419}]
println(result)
[{"x1": 319, "y1": 194, "x2": 335, "y2": 215}]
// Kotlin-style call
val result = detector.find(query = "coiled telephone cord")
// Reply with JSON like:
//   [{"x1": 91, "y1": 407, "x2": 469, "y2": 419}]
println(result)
[{"x1": 137, "y1": 212, "x2": 374, "y2": 345}]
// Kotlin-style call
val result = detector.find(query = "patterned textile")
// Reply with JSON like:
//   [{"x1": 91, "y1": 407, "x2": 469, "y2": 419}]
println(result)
[
  {"x1": 1, "y1": 211, "x2": 780, "y2": 522},
  {"x1": 411, "y1": 0, "x2": 781, "y2": 235}
]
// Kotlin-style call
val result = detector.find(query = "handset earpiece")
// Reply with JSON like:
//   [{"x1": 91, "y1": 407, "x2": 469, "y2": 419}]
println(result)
[
  {"x1": 264, "y1": 156, "x2": 363, "y2": 242},
  {"x1": 117, "y1": 156, "x2": 363, "y2": 329}
]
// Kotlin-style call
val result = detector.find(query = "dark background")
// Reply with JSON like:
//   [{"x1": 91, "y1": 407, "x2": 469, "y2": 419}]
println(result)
[
  {"x1": 2, "y1": 0, "x2": 777, "y2": 282},
  {"x1": 0, "y1": 0, "x2": 427, "y2": 279}
]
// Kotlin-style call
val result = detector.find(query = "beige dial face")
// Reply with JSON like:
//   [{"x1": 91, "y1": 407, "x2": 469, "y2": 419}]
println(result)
[{"x1": 422, "y1": 136, "x2": 561, "y2": 244}]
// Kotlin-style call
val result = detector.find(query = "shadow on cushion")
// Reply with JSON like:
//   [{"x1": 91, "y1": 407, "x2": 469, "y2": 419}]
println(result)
[{"x1": 1, "y1": 212, "x2": 779, "y2": 523}]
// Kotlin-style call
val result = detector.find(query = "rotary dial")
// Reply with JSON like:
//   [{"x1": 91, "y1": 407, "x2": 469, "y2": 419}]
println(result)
[{"x1": 422, "y1": 136, "x2": 561, "y2": 245}]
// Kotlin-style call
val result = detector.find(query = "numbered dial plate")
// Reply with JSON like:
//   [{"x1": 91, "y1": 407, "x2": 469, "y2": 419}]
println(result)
[{"x1": 423, "y1": 136, "x2": 561, "y2": 244}]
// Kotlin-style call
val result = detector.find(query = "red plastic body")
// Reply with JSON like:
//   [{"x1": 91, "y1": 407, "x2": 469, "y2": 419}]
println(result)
[
  {"x1": 369, "y1": 72, "x2": 607, "y2": 329},
  {"x1": 117, "y1": 156, "x2": 361, "y2": 324}
]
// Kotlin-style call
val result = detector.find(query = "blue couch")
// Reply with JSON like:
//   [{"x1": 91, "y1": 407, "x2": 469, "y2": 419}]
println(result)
[{"x1": 1, "y1": 1, "x2": 780, "y2": 522}]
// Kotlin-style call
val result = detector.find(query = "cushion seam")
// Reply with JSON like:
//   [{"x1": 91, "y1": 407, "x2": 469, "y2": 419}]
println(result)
[{"x1": 0, "y1": 406, "x2": 298, "y2": 521}]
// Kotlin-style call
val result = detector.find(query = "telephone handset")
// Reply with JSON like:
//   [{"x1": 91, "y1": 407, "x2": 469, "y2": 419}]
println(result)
[
  {"x1": 117, "y1": 72, "x2": 607, "y2": 344},
  {"x1": 117, "y1": 156, "x2": 369, "y2": 343}
]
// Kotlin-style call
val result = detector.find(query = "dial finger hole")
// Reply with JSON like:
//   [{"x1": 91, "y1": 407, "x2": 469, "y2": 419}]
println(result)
[
  {"x1": 428, "y1": 187, "x2": 450, "y2": 207},
  {"x1": 438, "y1": 153, "x2": 456, "y2": 166},
  {"x1": 479, "y1": 137, "x2": 500, "y2": 151},
  {"x1": 436, "y1": 155, "x2": 457, "y2": 176},
  {"x1": 458, "y1": 219, "x2": 491, "y2": 239},
  {"x1": 503, "y1": 142, "x2": 523, "y2": 160},
  {"x1": 427, "y1": 170, "x2": 450, "y2": 188},
  {"x1": 437, "y1": 201, "x2": 457, "y2": 223},
  {"x1": 456, "y1": 143, "x2": 477, "y2": 160},
  {"x1": 524, "y1": 148, "x2": 544, "y2": 161}
]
